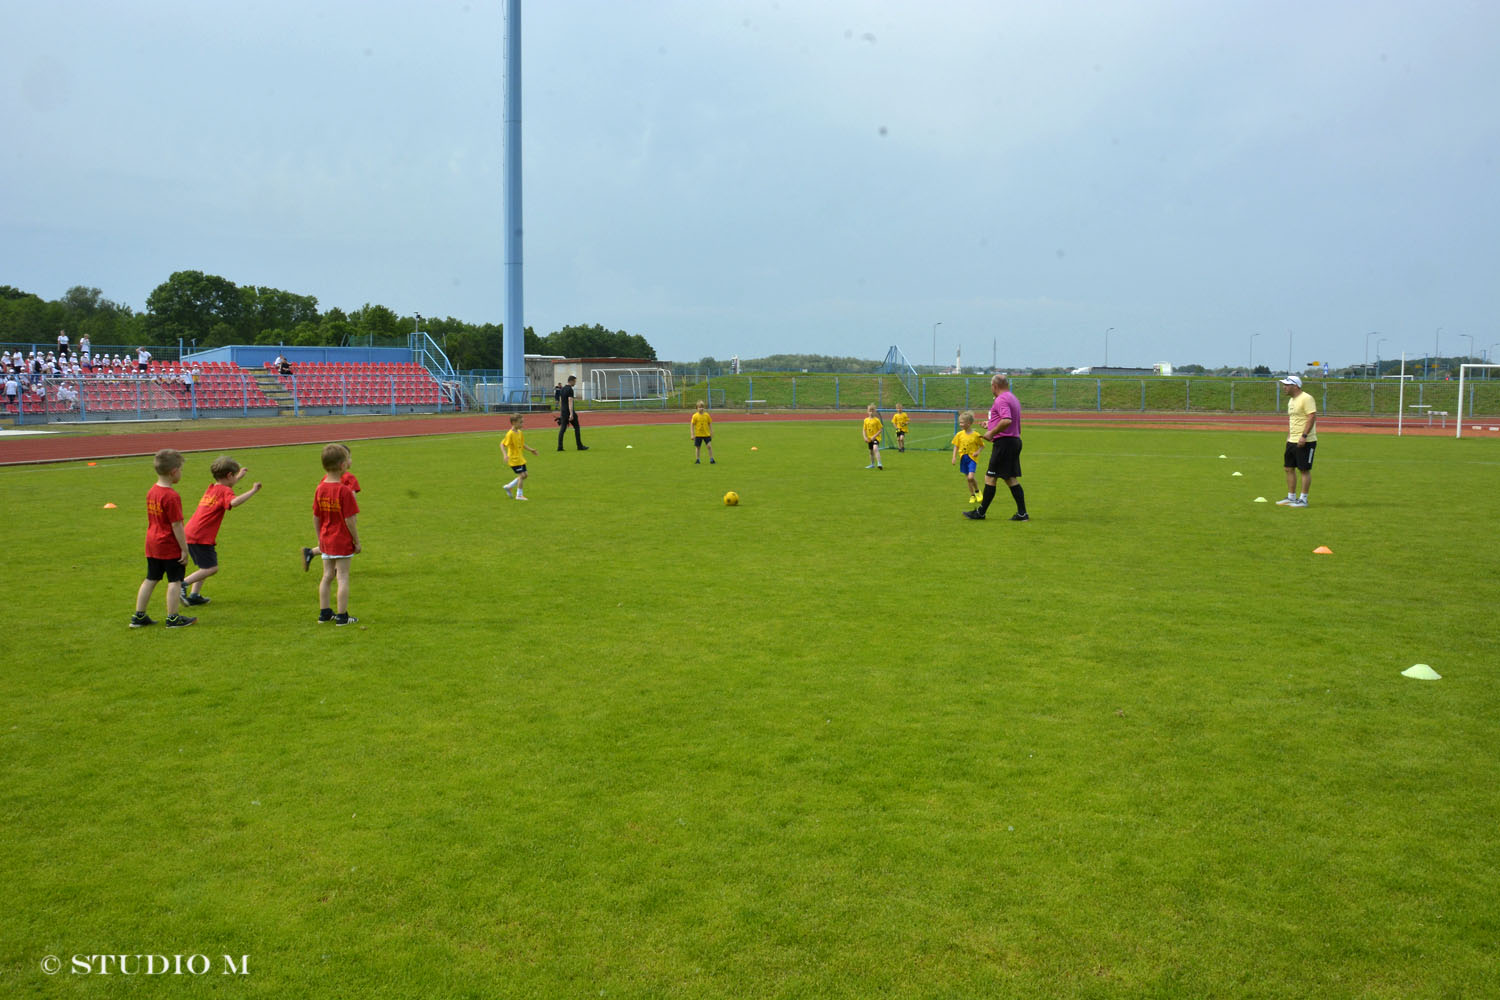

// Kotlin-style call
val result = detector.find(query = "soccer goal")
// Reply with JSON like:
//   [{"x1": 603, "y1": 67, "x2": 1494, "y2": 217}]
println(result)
[
  {"x1": 879, "y1": 408, "x2": 960, "y2": 451},
  {"x1": 1455, "y1": 364, "x2": 1500, "y2": 438}
]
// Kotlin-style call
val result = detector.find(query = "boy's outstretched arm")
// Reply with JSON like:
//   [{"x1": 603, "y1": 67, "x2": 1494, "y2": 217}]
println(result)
[{"x1": 230, "y1": 481, "x2": 263, "y2": 507}]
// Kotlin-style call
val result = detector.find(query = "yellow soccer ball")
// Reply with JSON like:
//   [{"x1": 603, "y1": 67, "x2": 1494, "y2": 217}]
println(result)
[{"x1": 723, "y1": 491, "x2": 740, "y2": 506}]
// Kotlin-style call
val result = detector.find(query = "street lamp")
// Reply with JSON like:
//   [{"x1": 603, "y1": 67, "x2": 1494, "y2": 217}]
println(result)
[
  {"x1": 1105, "y1": 327, "x2": 1114, "y2": 367},
  {"x1": 931, "y1": 322, "x2": 942, "y2": 370},
  {"x1": 1365, "y1": 331, "x2": 1379, "y2": 378},
  {"x1": 1249, "y1": 332, "x2": 1260, "y2": 374},
  {"x1": 1376, "y1": 337, "x2": 1387, "y2": 376},
  {"x1": 1463, "y1": 333, "x2": 1475, "y2": 361}
]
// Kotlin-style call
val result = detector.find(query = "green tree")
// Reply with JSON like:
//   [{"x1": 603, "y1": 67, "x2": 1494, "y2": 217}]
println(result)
[
  {"x1": 241, "y1": 286, "x2": 319, "y2": 340},
  {"x1": 145, "y1": 270, "x2": 244, "y2": 347}
]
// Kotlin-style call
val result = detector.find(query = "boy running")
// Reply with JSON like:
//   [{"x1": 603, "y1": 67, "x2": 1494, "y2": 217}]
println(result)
[
  {"x1": 690, "y1": 400, "x2": 715, "y2": 464},
  {"x1": 950, "y1": 411, "x2": 986, "y2": 503},
  {"x1": 891, "y1": 404, "x2": 910, "y2": 452},
  {"x1": 501, "y1": 413, "x2": 539, "y2": 499},
  {"x1": 182, "y1": 456, "x2": 262, "y2": 606},
  {"x1": 862, "y1": 403, "x2": 884, "y2": 470},
  {"x1": 130, "y1": 449, "x2": 196, "y2": 628}
]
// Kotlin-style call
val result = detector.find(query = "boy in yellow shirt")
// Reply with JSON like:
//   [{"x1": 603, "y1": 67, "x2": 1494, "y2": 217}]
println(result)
[
  {"x1": 862, "y1": 403, "x2": 884, "y2": 470},
  {"x1": 891, "y1": 404, "x2": 910, "y2": 452},
  {"x1": 501, "y1": 413, "x2": 539, "y2": 500},
  {"x1": 950, "y1": 410, "x2": 985, "y2": 503},
  {"x1": 689, "y1": 400, "x2": 715, "y2": 464}
]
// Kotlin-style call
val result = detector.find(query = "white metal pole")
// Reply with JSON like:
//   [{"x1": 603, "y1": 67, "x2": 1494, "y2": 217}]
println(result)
[
  {"x1": 1397, "y1": 354, "x2": 1405, "y2": 436},
  {"x1": 1457, "y1": 363, "x2": 1466, "y2": 438}
]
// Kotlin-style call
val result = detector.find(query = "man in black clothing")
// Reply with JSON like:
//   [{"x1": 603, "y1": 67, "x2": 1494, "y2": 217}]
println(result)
[{"x1": 556, "y1": 375, "x2": 588, "y2": 451}]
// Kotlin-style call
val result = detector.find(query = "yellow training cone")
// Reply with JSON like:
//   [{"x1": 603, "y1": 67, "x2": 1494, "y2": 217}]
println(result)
[
  {"x1": 102, "y1": 502, "x2": 117, "y2": 509},
  {"x1": 1401, "y1": 664, "x2": 1441, "y2": 680},
  {"x1": 1313, "y1": 545, "x2": 1332, "y2": 554}
]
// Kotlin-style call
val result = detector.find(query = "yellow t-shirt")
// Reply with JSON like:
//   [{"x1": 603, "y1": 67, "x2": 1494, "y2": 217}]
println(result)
[
  {"x1": 892, "y1": 411, "x2": 910, "y2": 432},
  {"x1": 1287, "y1": 392, "x2": 1317, "y2": 442},
  {"x1": 862, "y1": 416, "x2": 883, "y2": 441},
  {"x1": 951, "y1": 429, "x2": 983, "y2": 458},
  {"x1": 501, "y1": 428, "x2": 526, "y2": 466},
  {"x1": 691, "y1": 411, "x2": 712, "y2": 436}
]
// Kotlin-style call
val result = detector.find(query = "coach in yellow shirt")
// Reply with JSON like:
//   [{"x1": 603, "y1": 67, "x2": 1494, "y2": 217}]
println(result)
[{"x1": 1278, "y1": 375, "x2": 1317, "y2": 507}]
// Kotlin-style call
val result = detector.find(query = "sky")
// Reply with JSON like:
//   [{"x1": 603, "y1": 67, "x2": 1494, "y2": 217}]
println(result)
[{"x1": 4, "y1": 0, "x2": 1498, "y2": 370}]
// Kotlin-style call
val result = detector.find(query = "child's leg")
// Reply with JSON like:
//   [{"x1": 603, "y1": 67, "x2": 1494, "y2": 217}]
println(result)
[
  {"x1": 872, "y1": 442, "x2": 882, "y2": 466},
  {"x1": 319, "y1": 561, "x2": 335, "y2": 611},
  {"x1": 706, "y1": 441, "x2": 715, "y2": 462},
  {"x1": 166, "y1": 577, "x2": 182, "y2": 616},
  {"x1": 186, "y1": 565, "x2": 218, "y2": 595},
  {"x1": 135, "y1": 578, "x2": 157, "y2": 614},
  {"x1": 516, "y1": 469, "x2": 528, "y2": 497},
  {"x1": 334, "y1": 559, "x2": 351, "y2": 615}
]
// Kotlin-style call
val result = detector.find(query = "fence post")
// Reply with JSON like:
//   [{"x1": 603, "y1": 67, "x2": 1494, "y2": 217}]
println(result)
[
  {"x1": 1140, "y1": 380, "x2": 1146, "y2": 411},
  {"x1": 792, "y1": 377, "x2": 797, "y2": 410},
  {"x1": 1185, "y1": 379, "x2": 1191, "y2": 410},
  {"x1": 835, "y1": 377, "x2": 840, "y2": 409},
  {"x1": 1052, "y1": 378, "x2": 1057, "y2": 410},
  {"x1": 1370, "y1": 381, "x2": 1374, "y2": 415},
  {"x1": 1096, "y1": 379, "x2": 1101, "y2": 411}
]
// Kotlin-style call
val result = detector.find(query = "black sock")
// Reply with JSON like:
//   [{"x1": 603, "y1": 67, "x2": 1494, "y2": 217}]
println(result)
[
  {"x1": 979, "y1": 483, "x2": 996, "y2": 513},
  {"x1": 1010, "y1": 484, "x2": 1026, "y2": 515}
]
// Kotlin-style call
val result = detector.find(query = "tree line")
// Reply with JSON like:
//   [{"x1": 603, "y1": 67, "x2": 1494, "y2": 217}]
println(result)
[{"x1": 0, "y1": 272, "x2": 656, "y2": 372}]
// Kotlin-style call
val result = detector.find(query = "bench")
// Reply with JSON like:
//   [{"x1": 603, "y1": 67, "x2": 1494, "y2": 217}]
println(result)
[{"x1": 744, "y1": 399, "x2": 767, "y2": 409}]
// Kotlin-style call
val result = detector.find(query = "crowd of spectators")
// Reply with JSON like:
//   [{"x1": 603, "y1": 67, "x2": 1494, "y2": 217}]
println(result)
[{"x1": 3, "y1": 336, "x2": 203, "y2": 412}]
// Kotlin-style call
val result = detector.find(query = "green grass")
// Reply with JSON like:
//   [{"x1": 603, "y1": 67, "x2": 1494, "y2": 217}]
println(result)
[{"x1": 4, "y1": 422, "x2": 1499, "y2": 997}]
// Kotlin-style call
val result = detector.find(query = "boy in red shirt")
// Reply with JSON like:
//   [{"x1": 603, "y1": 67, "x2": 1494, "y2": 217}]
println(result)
[
  {"x1": 130, "y1": 449, "x2": 196, "y2": 628},
  {"x1": 305, "y1": 443, "x2": 362, "y2": 625},
  {"x1": 182, "y1": 455, "x2": 262, "y2": 606},
  {"x1": 302, "y1": 445, "x2": 360, "y2": 569}
]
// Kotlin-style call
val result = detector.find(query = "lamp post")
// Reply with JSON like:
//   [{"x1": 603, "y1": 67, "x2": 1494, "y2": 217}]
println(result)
[
  {"x1": 931, "y1": 322, "x2": 942, "y2": 370},
  {"x1": 1463, "y1": 333, "x2": 1474, "y2": 362},
  {"x1": 1287, "y1": 329, "x2": 1294, "y2": 375},
  {"x1": 1365, "y1": 331, "x2": 1379, "y2": 378},
  {"x1": 1249, "y1": 332, "x2": 1260, "y2": 374},
  {"x1": 1104, "y1": 327, "x2": 1114, "y2": 367},
  {"x1": 1376, "y1": 337, "x2": 1387, "y2": 377}
]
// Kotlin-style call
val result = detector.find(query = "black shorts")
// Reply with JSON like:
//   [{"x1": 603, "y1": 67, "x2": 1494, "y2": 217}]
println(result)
[
  {"x1": 694, "y1": 436, "x2": 711, "y2": 445},
  {"x1": 187, "y1": 543, "x2": 218, "y2": 569},
  {"x1": 867, "y1": 439, "x2": 880, "y2": 452},
  {"x1": 987, "y1": 437, "x2": 1023, "y2": 480},
  {"x1": 896, "y1": 429, "x2": 906, "y2": 438},
  {"x1": 1283, "y1": 441, "x2": 1316, "y2": 472},
  {"x1": 510, "y1": 464, "x2": 527, "y2": 474},
  {"x1": 145, "y1": 557, "x2": 186, "y2": 582}
]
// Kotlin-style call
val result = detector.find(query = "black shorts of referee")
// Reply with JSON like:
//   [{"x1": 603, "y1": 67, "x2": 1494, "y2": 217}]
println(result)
[{"x1": 987, "y1": 436, "x2": 1023, "y2": 481}]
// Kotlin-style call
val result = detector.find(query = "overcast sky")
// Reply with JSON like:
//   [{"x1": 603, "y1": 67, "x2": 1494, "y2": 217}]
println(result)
[{"x1": 5, "y1": 0, "x2": 1498, "y2": 369}]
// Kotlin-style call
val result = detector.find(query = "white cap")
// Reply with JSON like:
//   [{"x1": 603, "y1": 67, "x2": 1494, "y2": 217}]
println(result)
[{"x1": 1279, "y1": 375, "x2": 1302, "y2": 388}]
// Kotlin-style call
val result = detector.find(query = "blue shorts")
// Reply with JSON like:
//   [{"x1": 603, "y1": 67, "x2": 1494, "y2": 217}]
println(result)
[{"x1": 959, "y1": 455, "x2": 977, "y2": 475}]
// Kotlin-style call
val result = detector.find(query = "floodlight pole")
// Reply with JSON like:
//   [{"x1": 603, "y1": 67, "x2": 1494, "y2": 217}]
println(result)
[
  {"x1": 1249, "y1": 332, "x2": 1259, "y2": 373},
  {"x1": 502, "y1": 0, "x2": 526, "y2": 403},
  {"x1": 1104, "y1": 327, "x2": 1114, "y2": 367},
  {"x1": 931, "y1": 322, "x2": 941, "y2": 370},
  {"x1": 1365, "y1": 331, "x2": 1378, "y2": 378}
]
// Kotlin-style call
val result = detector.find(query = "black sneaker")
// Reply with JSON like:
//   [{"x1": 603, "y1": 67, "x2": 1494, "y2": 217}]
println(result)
[
  {"x1": 302, "y1": 547, "x2": 314, "y2": 571},
  {"x1": 964, "y1": 510, "x2": 985, "y2": 520},
  {"x1": 182, "y1": 592, "x2": 210, "y2": 606},
  {"x1": 129, "y1": 612, "x2": 155, "y2": 628},
  {"x1": 1010, "y1": 513, "x2": 1030, "y2": 522},
  {"x1": 334, "y1": 614, "x2": 359, "y2": 626},
  {"x1": 577, "y1": 445, "x2": 589, "y2": 451},
  {"x1": 164, "y1": 614, "x2": 198, "y2": 628},
  {"x1": 318, "y1": 609, "x2": 334, "y2": 623}
]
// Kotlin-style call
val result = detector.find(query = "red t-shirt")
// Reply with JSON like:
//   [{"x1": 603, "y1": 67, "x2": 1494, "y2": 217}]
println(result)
[
  {"x1": 341, "y1": 471, "x2": 361, "y2": 493},
  {"x1": 145, "y1": 484, "x2": 184, "y2": 560},
  {"x1": 185, "y1": 482, "x2": 236, "y2": 545},
  {"x1": 314, "y1": 480, "x2": 360, "y2": 556}
]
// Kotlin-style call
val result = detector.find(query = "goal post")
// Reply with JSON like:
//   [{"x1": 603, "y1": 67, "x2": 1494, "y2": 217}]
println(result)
[
  {"x1": 1456, "y1": 364, "x2": 1500, "y2": 438},
  {"x1": 878, "y1": 408, "x2": 960, "y2": 451}
]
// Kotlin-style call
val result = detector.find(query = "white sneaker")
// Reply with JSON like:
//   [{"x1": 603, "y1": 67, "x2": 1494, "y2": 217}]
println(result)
[
  {"x1": 503, "y1": 485, "x2": 514, "y2": 499},
  {"x1": 1275, "y1": 497, "x2": 1295, "y2": 506},
  {"x1": 515, "y1": 495, "x2": 529, "y2": 501},
  {"x1": 1290, "y1": 498, "x2": 1308, "y2": 508}
]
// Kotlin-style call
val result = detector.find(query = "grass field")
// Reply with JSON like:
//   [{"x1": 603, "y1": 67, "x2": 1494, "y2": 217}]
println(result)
[{"x1": 4, "y1": 420, "x2": 1498, "y2": 998}]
